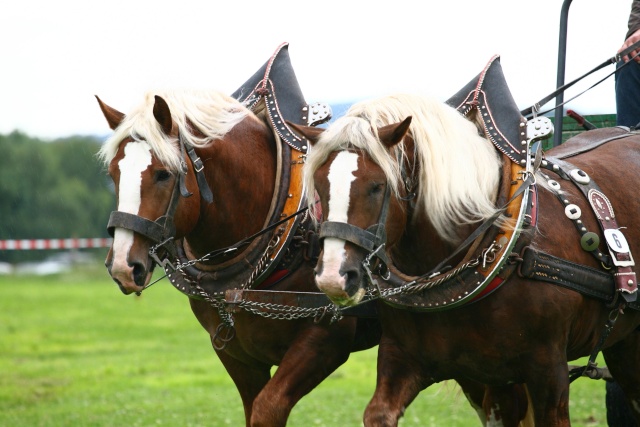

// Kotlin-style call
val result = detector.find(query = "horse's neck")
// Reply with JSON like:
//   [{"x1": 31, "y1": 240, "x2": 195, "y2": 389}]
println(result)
[
  {"x1": 389, "y1": 210, "x2": 445, "y2": 276},
  {"x1": 390, "y1": 148, "x2": 507, "y2": 276},
  {"x1": 186, "y1": 118, "x2": 277, "y2": 258},
  {"x1": 389, "y1": 146, "x2": 476, "y2": 276}
]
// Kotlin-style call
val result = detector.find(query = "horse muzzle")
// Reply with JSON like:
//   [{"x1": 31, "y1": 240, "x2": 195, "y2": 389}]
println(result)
[
  {"x1": 314, "y1": 258, "x2": 366, "y2": 306},
  {"x1": 105, "y1": 232, "x2": 156, "y2": 295},
  {"x1": 108, "y1": 255, "x2": 154, "y2": 295}
]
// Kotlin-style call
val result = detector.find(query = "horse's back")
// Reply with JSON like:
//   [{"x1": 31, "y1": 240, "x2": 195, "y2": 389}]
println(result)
[
  {"x1": 537, "y1": 128, "x2": 640, "y2": 262},
  {"x1": 546, "y1": 127, "x2": 640, "y2": 162},
  {"x1": 531, "y1": 129, "x2": 640, "y2": 333}
]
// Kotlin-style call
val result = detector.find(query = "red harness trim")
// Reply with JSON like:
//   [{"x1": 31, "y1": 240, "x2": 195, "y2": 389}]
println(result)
[
  {"x1": 256, "y1": 269, "x2": 291, "y2": 289},
  {"x1": 470, "y1": 276, "x2": 505, "y2": 303}
]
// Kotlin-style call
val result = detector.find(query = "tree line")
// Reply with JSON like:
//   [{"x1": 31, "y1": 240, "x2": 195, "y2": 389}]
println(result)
[{"x1": 0, "y1": 131, "x2": 114, "y2": 262}]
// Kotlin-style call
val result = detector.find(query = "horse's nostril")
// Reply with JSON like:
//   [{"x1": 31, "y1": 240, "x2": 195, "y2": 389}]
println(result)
[
  {"x1": 344, "y1": 270, "x2": 362, "y2": 297},
  {"x1": 345, "y1": 270, "x2": 358, "y2": 283},
  {"x1": 131, "y1": 262, "x2": 146, "y2": 286}
]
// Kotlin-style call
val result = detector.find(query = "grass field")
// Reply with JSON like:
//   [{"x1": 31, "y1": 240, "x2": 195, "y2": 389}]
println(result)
[{"x1": 0, "y1": 261, "x2": 609, "y2": 426}]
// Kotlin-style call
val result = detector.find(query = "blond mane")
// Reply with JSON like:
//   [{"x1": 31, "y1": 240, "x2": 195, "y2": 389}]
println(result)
[
  {"x1": 97, "y1": 89, "x2": 251, "y2": 171},
  {"x1": 303, "y1": 94, "x2": 502, "y2": 243}
]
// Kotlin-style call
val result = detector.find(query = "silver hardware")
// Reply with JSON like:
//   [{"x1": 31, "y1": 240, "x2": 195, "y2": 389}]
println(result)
[
  {"x1": 548, "y1": 179, "x2": 561, "y2": 191},
  {"x1": 565, "y1": 204, "x2": 582, "y2": 220},
  {"x1": 570, "y1": 168, "x2": 590, "y2": 185},
  {"x1": 306, "y1": 102, "x2": 332, "y2": 126},
  {"x1": 526, "y1": 117, "x2": 554, "y2": 144}
]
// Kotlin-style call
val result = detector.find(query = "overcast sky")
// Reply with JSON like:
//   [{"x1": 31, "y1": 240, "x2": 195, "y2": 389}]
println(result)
[{"x1": 0, "y1": 0, "x2": 630, "y2": 140}]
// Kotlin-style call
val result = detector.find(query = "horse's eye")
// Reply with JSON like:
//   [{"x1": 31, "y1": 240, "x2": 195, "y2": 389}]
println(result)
[
  {"x1": 155, "y1": 170, "x2": 172, "y2": 182},
  {"x1": 370, "y1": 183, "x2": 384, "y2": 195}
]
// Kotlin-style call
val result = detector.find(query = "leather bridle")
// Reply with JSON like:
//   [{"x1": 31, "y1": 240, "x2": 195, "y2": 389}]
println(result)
[
  {"x1": 318, "y1": 184, "x2": 392, "y2": 276},
  {"x1": 106, "y1": 133, "x2": 214, "y2": 268}
]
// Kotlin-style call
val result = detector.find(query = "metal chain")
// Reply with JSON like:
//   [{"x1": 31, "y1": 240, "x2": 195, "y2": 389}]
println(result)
[
  {"x1": 148, "y1": 228, "x2": 281, "y2": 296},
  {"x1": 235, "y1": 299, "x2": 341, "y2": 322},
  {"x1": 375, "y1": 259, "x2": 479, "y2": 298},
  {"x1": 239, "y1": 233, "x2": 280, "y2": 289},
  {"x1": 374, "y1": 245, "x2": 503, "y2": 298}
]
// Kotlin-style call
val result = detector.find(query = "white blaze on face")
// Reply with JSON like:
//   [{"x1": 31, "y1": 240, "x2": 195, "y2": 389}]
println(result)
[
  {"x1": 112, "y1": 141, "x2": 152, "y2": 271},
  {"x1": 316, "y1": 151, "x2": 359, "y2": 293}
]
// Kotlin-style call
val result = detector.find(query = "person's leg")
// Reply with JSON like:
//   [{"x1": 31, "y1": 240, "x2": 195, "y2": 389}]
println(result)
[
  {"x1": 606, "y1": 380, "x2": 638, "y2": 426},
  {"x1": 616, "y1": 60, "x2": 640, "y2": 127}
]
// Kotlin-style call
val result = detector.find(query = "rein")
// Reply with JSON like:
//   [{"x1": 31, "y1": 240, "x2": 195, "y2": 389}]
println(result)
[
  {"x1": 137, "y1": 205, "x2": 310, "y2": 294},
  {"x1": 414, "y1": 171, "x2": 535, "y2": 281},
  {"x1": 521, "y1": 40, "x2": 640, "y2": 118}
]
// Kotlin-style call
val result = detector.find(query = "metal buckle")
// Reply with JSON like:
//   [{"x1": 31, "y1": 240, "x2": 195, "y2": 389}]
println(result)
[
  {"x1": 193, "y1": 157, "x2": 204, "y2": 173},
  {"x1": 605, "y1": 229, "x2": 635, "y2": 267},
  {"x1": 610, "y1": 250, "x2": 635, "y2": 268}
]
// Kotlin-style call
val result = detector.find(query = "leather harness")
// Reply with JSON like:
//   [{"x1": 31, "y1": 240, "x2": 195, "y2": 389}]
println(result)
[{"x1": 331, "y1": 56, "x2": 639, "y2": 313}]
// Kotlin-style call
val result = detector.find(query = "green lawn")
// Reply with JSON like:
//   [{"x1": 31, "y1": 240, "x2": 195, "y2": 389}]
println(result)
[{"x1": 0, "y1": 262, "x2": 608, "y2": 426}]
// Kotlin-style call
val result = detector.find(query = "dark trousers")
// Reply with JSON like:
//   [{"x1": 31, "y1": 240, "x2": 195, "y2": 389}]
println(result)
[
  {"x1": 616, "y1": 59, "x2": 640, "y2": 127},
  {"x1": 606, "y1": 380, "x2": 637, "y2": 426}
]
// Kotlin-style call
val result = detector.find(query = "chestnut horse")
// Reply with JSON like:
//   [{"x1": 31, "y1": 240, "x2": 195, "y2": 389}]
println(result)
[
  {"x1": 95, "y1": 89, "x2": 387, "y2": 426},
  {"x1": 296, "y1": 93, "x2": 640, "y2": 426},
  {"x1": 96, "y1": 87, "x2": 532, "y2": 427}
]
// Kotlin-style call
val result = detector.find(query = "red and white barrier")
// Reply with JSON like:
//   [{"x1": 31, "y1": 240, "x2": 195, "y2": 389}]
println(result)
[{"x1": 0, "y1": 238, "x2": 113, "y2": 250}]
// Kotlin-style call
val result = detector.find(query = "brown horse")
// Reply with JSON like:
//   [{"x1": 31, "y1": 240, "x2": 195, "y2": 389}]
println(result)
[
  {"x1": 95, "y1": 86, "x2": 533, "y2": 427},
  {"x1": 295, "y1": 92, "x2": 640, "y2": 426},
  {"x1": 95, "y1": 86, "x2": 388, "y2": 426}
]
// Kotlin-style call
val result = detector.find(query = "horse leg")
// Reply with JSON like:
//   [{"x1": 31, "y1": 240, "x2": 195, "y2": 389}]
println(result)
[
  {"x1": 522, "y1": 357, "x2": 571, "y2": 426},
  {"x1": 456, "y1": 378, "x2": 488, "y2": 425},
  {"x1": 456, "y1": 379, "x2": 532, "y2": 427},
  {"x1": 603, "y1": 331, "x2": 640, "y2": 425},
  {"x1": 189, "y1": 300, "x2": 271, "y2": 427},
  {"x1": 483, "y1": 384, "x2": 532, "y2": 427},
  {"x1": 214, "y1": 347, "x2": 271, "y2": 427},
  {"x1": 363, "y1": 339, "x2": 426, "y2": 427},
  {"x1": 250, "y1": 322, "x2": 355, "y2": 427},
  {"x1": 455, "y1": 379, "x2": 530, "y2": 427}
]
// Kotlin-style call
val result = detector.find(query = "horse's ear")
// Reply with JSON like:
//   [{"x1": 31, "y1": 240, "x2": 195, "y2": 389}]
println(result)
[
  {"x1": 378, "y1": 116, "x2": 412, "y2": 149},
  {"x1": 153, "y1": 95, "x2": 173, "y2": 135},
  {"x1": 286, "y1": 121, "x2": 324, "y2": 147},
  {"x1": 95, "y1": 96, "x2": 125, "y2": 130}
]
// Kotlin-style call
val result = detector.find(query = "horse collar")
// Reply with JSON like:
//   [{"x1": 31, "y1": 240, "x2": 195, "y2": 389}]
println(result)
[{"x1": 371, "y1": 161, "x2": 536, "y2": 312}]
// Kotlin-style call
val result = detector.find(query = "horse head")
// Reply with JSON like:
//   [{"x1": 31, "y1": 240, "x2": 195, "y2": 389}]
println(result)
[
  {"x1": 293, "y1": 118, "x2": 412, "y2": 306},
  {"x1": 96, "y1": 95, "x2": 204, "y2": 294}
]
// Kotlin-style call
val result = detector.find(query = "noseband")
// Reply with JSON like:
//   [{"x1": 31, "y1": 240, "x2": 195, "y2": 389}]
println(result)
[
  {"x1": 318, "y1": 184, "x2": 392, "y2": 274},
  {"x1": 107, "y1": 134, "x2": 214, "y2": 267}
]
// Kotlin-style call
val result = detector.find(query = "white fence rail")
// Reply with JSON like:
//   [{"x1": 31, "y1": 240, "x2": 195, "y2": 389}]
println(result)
[{"x1": 0, "y1": 238, "x2": 113, "y2": 250}]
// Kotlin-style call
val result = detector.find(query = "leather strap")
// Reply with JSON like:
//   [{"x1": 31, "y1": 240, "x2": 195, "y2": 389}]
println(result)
[
  {"x1": 108, "y1": 210, "x2": 174, "y2": 242},
  {"x1": 588, "y1": 188, "x2": 637, "y2": 300},
  {"x1": 546, "y1": 157, "x2": 637, "y2": 302},
  {"x1": 185, "y1": 144, "x2": 214, "y2": 203},
  {"x1": 319, "y1": 184, "x2": 391, "y2": 265},
  {"x1": 549, "y1": 127, "x2": 635, "y2": 160},
  {"x1": 107, "y1": 171, "x2": 182, "y2": 244},
  {"x1": 518, "y1": 247, "x2": 615, "y2": 302},
  {"x1": 320, "y1": 221, "x2": 385, "y2": 252}
]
